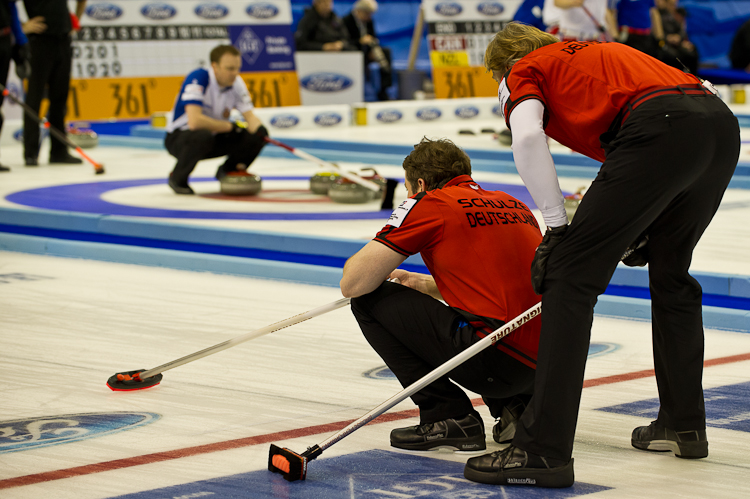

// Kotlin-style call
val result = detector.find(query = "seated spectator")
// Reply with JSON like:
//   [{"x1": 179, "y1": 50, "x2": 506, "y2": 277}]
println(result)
[
  {"x1": 730, "y1": 17, "x2": 750, "y2": 72},
  {"x1": 343, "y1": 0, "x2": 392, "y2": 100},
  {"x1": 294, "y1": 0, "x2": 355, "y2": 52},
  {"x1": 657, "y1": 0, "x2": 698, "y2": 74}
]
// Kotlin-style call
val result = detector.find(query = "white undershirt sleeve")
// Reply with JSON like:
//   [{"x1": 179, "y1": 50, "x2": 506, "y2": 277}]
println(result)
[{"x1": 508, "y1": 99, "x2": 568, "y2": 228}]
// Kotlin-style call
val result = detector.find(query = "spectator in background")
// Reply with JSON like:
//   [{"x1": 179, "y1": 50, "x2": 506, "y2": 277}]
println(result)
[
  {"x1": 554, "y1": 0, "x2": 618, "y2": 41},
  {"x1": 295, "y1": 0, "x2": 355, "y2": 52},
  {"x1": 730, "y1": 17, "x2": 750, "y2": 72},
  {"x1": 610, "y1": 0, "x2": 663, "y2": 58},
  {"x1": 21, "y1": 0, "x2": 86, "y2": 167},
  {"x1": 0, "y1": 0, "x2": 30, "y2": 172},
  {"x1": 657, "y1": 0, "x2": 698, "y2": 74},
  {"x1": 343, "y1": 0, "x2": 392, "y2": 101}
]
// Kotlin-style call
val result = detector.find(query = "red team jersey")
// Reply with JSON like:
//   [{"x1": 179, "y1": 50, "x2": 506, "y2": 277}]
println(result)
[
  {"x1": 502, "y1": 41, "x2": 701, "y2": 162},
  {"x1": 374, "y1": 175, "x2": 543, "y2": 368}
]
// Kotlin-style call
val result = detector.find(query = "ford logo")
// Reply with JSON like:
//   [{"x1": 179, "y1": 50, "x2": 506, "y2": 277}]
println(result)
[
  {"x1": 300, "y1": 73, "x2": 353, "y2": 93},
  {"x1": 141, "y1": 3, "x2": 177, "y2": 20},
  {"x1": 194, "y1": 3, "x2": 228, "y2": 19},
  {"x1": 314, "y1": 113, "x2": 343, "y2": 127},
  {"x1": 492, "y1": 104, "x2": 503, "y2": 117},
  {"x1": 270, "y1": 115, "x2": 300, "y2": 129},
  {"x1": 246, "y1": 3, "x2": 279, "y2": 19},
  {"x1": 435, "y1": 2, "x2": 462, "y2": 16},
  {"x1": 416, "y1": 107, "x2": 442, "y2": 121},
  {"x1": 455, "y1": 105, "x2": 480, "y2": 119},
  {"x1": 477, "y1": 2, "x2": 504, "y2": 16},
  {"x1": 376, "y1": 110, "x2": 403, "y2": 123},
  {"x1": 0, "y1": 412, "x2": 160, "y2": 454},
  {"x1": 85, "y1": 3, "x2": 123, "y2": 21}
]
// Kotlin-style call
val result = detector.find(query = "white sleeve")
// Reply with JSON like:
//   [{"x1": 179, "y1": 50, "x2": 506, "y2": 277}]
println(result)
[
  {"x1": 509, "y1": 99, "x2": 568, "y2": 228},
  {"x1": 233, "y1": 76, "x2": 254, "y2": 114}
]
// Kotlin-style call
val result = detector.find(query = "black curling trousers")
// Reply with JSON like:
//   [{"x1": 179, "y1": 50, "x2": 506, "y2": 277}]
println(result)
[
  {"x1": 513, "y1": 93, "x2": 740, "y2": 462},
  {"x1": 351, "y1": 281, "x2": 535, "y2": 425},
  {"x1": 0, "y1": 35, "x2": 11, "y2": 148},
  {"x1": 164, "y1": 128, "x2": 266, "y2": 185},
  {"x1": 23, "y1": 34, "x2": 72, "y2": 160}
]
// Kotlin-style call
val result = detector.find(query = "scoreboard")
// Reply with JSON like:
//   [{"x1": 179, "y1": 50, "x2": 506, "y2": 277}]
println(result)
[
  {"x1": 423, "y1": 1, "x2": 522, "y2": 99},
  {"x1": 66, "y1": 0, "x2": 300, "y2": 121}
]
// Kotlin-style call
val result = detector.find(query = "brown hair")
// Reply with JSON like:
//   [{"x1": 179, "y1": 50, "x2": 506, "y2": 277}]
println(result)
[
  {"x1": 210, "y1": 45, "x2": 241, "y2": 64},
  {"x1": 484, "y1": 22, "x2": 559, "y2": 74},
  {"x1": 402, "y1": 137, "x2": 471, "y2": 191}
]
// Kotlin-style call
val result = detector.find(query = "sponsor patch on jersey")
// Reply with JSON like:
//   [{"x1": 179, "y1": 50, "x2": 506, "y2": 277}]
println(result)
[
  {"x1": 386, "y1": 198, "x2": 417, "y2": 228},
  {"x1": 0, "y1": 412, "x2": 160, "y2": 453},
  {"x1": 498, "y1": 78, "x2": 510, "y2": 120},
  {"x1": 182, "y1": 83, "x2": 205, "y2": 102}
]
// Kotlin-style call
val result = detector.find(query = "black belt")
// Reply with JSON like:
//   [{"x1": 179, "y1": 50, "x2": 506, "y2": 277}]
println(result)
[
  {"x1": 620, "y1": 83, "x2": 712, "y2": 127},
  {"x1": 610, "y1": 83, "x2": 713, "y2": 133}
]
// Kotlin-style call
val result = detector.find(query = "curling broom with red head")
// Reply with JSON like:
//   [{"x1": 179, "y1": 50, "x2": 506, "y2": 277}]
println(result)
[
  {"x1": 268, "y1": 301, "x2": 542, "y2": 482},
  {"x1": 106, "y1": 297, "x2": 352, "y2": 391},
  {"x1": 0, "y1": 82, "x2": 105, "y2": 174}
]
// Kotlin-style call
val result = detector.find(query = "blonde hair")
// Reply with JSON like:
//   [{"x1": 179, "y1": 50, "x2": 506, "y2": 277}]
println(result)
[{"x1": 484, "y1": 22, "x2": 559, "y2": 74}]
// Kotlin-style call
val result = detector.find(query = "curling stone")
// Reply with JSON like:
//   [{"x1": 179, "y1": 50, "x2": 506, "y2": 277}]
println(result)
[
  {"x1": 310, "y1": 172, "x2": 341, "y2": 194},
  {"x1": 563, "y1": 186, "x2": 587, "y2": 222},
  {"x1": 67, "y1": 126, "x2": 99, "y2": 149},
  {"x1": 220, "y1": 171, "x2": 262, "y2": 196},
  {"x1": 497, "y1": 129, "x2": 512, "y2": 146},
  {"x1": 329, "y1": 169, "x2": 386, "y2": 204}
]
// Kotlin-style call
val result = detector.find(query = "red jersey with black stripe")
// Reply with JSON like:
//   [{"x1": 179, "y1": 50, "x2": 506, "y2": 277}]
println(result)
[
  {"x1": 503, "y1": 40, "x2": 701, "y2": 162},
  {"x1": 375, "y1": 175, "x2": 543, "y2": 368}
]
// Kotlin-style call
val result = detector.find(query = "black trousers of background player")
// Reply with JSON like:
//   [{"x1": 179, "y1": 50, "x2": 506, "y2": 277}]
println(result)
[
  {"x1": 23, "y1": 34, "x2": 72, "y2": 161},
  {"x1": 0, "y1": 35, "x2": 12, "y2": 168},
  {"x1": 164, "y1": 128, "x2": 266, "y2": 187}
]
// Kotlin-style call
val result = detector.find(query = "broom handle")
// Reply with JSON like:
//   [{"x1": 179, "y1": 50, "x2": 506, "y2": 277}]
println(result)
[
  {"x1": 138, "y1": 297, "x2": 352, "y2": 379},
  {"x1": 263, "y1": 137, "x2": 381, "y2": 192},
  {"x1": 312, "y1": 301, "x2": 542, "y2": 454}
]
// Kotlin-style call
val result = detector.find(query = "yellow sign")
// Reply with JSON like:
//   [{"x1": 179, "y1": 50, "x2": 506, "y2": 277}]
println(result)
[
  {"x1": 66, "y1": 71, "x2": 300, "y2": 121},
  {"x1": 430, "y1": 51, "x2": 469, "y2": 68},
  {"x1": 432, "y1": 66, "x2": 498, "y2": 99}
]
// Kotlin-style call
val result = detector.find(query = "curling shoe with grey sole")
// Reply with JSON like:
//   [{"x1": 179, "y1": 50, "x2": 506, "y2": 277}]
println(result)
[
  {"x1": 631, "y1": 421, "x2": 708, "y2": 458},
  {"x1": 390, "y1": 413, "x2": 486, "y2": 452},
  {"x1": 464, "y1": 445, "x2": 574, "y2": 488}
]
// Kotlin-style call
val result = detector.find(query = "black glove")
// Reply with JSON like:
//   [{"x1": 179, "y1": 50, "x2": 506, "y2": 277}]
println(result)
[
  {"x1": 12, "y1": 44, "x2": 31, "y2": 80},
  {"x1": 254, "y1": 124, "x2": 268, "y2": 139},
  {"x1": 621, "y1": 235, "x2": 648, "y2": 267},
  {"x1": 531, "y1": 224, "x2": 568, "y2": 295}
]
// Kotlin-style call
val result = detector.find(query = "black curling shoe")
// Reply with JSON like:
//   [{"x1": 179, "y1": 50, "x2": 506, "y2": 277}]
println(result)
[
  {"x1": 631, "y1": 420, "x2": 708, "y2": 458},
  {"x1": 464, "y1": 445, "x2": 574, "y2": 488},
  {"x1": 390, "y1": 413, "x2": 486, "y2": 452}
]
